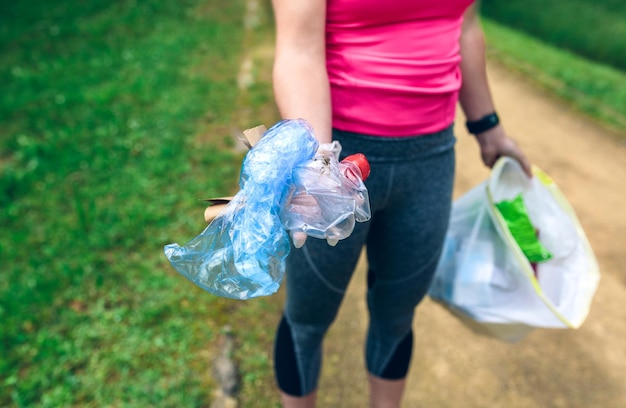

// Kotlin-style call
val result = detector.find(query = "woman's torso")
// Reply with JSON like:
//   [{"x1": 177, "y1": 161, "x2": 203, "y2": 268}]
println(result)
[{"x1": 326, "y1": 0, "x2": 474, "y2": 136}]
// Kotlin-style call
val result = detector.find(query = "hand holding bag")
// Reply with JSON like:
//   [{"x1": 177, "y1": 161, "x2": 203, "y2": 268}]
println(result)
[{"x1": 429, "y1": 157, "x2": 600, "y2": 342}]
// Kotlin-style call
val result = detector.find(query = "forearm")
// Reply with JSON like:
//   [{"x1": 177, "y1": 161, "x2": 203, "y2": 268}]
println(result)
[
  {"x1": 458, "y1": 6, "x2": 496, "y2": 122},
  {"x1": 457, "y1": 5, "x2": 532, "y2": 175},
  {"x1": 271, "y1": 0, "x2": 332, "y2": 143},
  {"x1": 273, "y1": 53, "x2": 333, "y2": 143}
]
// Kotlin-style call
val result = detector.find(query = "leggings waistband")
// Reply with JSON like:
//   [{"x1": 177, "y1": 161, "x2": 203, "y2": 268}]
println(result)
[{"x1": 332, "y1": 125, "x2": 456, "y2": 163}]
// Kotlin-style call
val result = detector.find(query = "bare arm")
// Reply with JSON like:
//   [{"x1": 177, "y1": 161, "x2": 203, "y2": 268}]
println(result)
[
  {"x1": 459, "y1": 4, "x2": 532, "y2": 176},
  {"x1": 271, "y1": 0, "x2": 332, "y2": 143}
]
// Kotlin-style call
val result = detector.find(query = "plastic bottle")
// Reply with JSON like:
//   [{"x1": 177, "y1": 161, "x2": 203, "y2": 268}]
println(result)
[
  {"x1": 341, "y1": 153, "x2": 371, "y2": 183},
  {"x1": 281, "y1": 151, "x2": 372, "y2": 247}
]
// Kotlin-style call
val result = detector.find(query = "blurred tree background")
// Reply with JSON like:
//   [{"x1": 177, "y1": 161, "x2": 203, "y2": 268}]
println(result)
[
  {"x1": 481, "y1": 0, "x2": 626, "y2": 132},
  {"x1": 482, "y1": 0, "x2": 626, "y2": 71}
]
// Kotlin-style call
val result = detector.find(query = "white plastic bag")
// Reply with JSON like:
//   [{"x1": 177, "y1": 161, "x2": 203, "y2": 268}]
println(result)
[{"x1": 429, "y1": 157, "x2": 600, "y2": 342}]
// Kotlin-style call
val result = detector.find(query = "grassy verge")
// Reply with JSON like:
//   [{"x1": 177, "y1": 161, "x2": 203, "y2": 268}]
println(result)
[
  {"x1": 481, "y1": 0, "x2": 626, "y2": 72},
  {"x1": 483, "y1": 18, "x2": 626, "y2": 135},
  {"x1": 0, "y1": 0, "x2": 281, "y2": 406}
]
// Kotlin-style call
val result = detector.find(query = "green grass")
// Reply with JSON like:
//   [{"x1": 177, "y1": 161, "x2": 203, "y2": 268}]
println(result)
[
  {"x1": 0, "y1": 0, "x2": 281, "y2": 406},
  {"x1": 483, "y1": 18, "x2": 626, "y2": 135}
]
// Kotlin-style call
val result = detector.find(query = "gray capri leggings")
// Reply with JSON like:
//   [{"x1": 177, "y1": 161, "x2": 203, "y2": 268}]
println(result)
[{"x1": 274, "y1": 125, "x2": 456, "y2": 396}]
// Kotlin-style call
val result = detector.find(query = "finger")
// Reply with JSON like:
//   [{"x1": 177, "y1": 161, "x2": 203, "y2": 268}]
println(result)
[
  {"x1": 518, "y1": 154, "x2": 534, "y2": 178},
  {"x1": 481, "y1": 151, "x2": 498, "y2": 169},
  {"x1": 291, "y1": 231, "x2": 308, "y2": 248},
  {"x1": 506, "y1": 148, "x2": 533, "y2": 178},
  {"x1": 204, "y1": 204, "x2": 227, "y2": 223},
  {"x1": 290, "y1": 193, "x2": 318, "y2": 206},
  {"x1": 326, "y1": 237, "x2": 339, "y2": 246}
]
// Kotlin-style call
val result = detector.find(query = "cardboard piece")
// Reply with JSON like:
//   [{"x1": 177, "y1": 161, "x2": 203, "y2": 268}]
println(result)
[{"x1": 203, "y1": 125, "x2": 267, "y2": 223}]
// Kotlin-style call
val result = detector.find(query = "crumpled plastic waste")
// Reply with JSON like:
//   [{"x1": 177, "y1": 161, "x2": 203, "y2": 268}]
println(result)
[
  {"x1": 164, "y1": 119, "x2": 372, "y2": 300},
  {"x1": 164, "y1": 119, "x2": 319, "y2": 299},
  {"x1": 281, "y1": 142, "x2": 371, "y2": 248}
]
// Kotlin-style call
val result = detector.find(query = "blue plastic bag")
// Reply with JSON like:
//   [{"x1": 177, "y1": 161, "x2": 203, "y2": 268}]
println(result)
[{"x1": 164, "y1": 119, "x2": 319, "y2": 299}]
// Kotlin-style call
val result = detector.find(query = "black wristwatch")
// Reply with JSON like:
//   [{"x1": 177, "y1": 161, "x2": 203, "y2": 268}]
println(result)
[{"x1": 466, "y1": 112, "x2": 500, "y2": 135}]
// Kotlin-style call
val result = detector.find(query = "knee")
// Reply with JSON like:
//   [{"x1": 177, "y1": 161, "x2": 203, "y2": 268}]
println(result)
[
  {"x1": 366, "y1": 284, "x2": 422, "y2": 339},
  {"x1": 283, "y1": 312, "x2": 332, "y2": 350},
  {"x1": 274, "y1": 315, "x2": 326, "y2": 397}
]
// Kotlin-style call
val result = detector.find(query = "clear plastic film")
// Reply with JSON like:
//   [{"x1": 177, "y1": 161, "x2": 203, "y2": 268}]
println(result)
[
  {"x1": 281, "y1": 143, "x2": 371, "y2": 247},
  {"x1": 164, "y1": 119, "x2": 319, "y2": 300}
]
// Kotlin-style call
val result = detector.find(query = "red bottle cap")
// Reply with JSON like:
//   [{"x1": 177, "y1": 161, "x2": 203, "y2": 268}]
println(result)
[{"x1": 342, "y1": 153, "x2": 371, "y2": 181}]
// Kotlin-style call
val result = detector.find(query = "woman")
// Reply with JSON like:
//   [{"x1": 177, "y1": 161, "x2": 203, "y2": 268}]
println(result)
[{"x1": 270, "y1": 1, "x2": 531, "y2": 407}]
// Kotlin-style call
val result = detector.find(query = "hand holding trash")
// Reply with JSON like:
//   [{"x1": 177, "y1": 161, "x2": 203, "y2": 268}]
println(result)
[
  {"x1": 281, "y1": 142, "x2": 371, "y2": 248},
  {"x1": 164, "y1": 119, "x2": 371, "y2": 300}
]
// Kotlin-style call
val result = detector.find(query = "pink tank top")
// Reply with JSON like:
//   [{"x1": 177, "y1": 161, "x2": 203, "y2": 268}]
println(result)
[{"x1": 326, "y1": 0, "x2": 474, "y2": 136}]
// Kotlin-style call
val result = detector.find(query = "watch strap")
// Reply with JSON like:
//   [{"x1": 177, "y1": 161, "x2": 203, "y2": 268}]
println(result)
[{"x1": 466, "y1": 112, "x2": 500, "y2": 135}]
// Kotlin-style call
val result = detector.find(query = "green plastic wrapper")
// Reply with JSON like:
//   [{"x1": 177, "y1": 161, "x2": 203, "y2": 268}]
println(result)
[{"x1": 495, "y1": 194, "x2": 553, "y2": 263}]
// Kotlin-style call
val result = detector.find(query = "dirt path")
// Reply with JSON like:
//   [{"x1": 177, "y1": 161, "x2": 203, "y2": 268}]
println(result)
[{"x1": 318, "y1": 62, "x2": 626, "y2": 407}]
